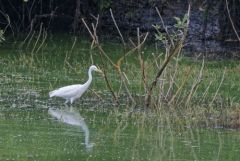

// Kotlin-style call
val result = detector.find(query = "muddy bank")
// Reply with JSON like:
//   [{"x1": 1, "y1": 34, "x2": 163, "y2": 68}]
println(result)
[{"x1": 101, "y1": 0, "x2": 240, "y2": 59}]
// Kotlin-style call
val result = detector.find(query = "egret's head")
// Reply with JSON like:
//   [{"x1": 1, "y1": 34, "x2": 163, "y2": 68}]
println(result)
[{"x1": 89, "y1": 65, "x2": 103, "y2": 73}]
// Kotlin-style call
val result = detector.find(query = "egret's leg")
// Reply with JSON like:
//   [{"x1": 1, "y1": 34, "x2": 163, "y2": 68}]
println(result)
[
  {"x1": 70, "y1": 98, "x2": 74, "y2": 104},
  {"x1": 64, "y1": 103, "x2": 70, "y2": 109},
  {"x1": 64, "y1": 99, "x2": 69, "y2": 104},
  {"x1": 69, "y1": 105, "x2": 74, "y2": 112},
  {"x1": 60, "y1": 108, "x2": 63, "y2": 120}
]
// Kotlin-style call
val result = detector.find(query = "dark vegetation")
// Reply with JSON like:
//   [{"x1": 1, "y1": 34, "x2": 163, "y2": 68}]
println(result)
[{"x1": 0, "y1": 0, "x2": 240, "y2": 54}]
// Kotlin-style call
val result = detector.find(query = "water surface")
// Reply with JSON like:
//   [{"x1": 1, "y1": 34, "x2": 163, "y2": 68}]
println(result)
[
  {"x1": 0, "y1": 104, "x2": 239, "y2": 161},
  {"x1": 0, "y1": 41, "x2": 240, "y2": 161}
]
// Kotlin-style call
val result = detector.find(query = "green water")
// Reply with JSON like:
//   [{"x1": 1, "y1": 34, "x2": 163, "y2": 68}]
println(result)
[
  {"x1": 0, "y1": 37, "x2": 240, "y2": 161},
  {"x1": 0, "y1": 106, "x2": 240, "y2": 161}
]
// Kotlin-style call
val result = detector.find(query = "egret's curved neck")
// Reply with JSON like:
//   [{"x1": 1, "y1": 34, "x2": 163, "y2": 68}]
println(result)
[{"x1": 85, "y1": 68, "x2": 93, "y2": 86}]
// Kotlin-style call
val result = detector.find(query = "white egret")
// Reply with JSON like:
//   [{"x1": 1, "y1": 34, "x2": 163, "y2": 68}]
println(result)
[{"x1": 49, "y1": 65, "x2": 102, "y2": 104}]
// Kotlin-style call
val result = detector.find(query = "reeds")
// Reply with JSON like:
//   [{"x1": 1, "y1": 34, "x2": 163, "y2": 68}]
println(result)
[
  {"x1": 81, "y1": 5, "x2": 211, "y2": 109},
  {"x1": 13, "y1": 4, "x2": 230, "y2": 115}
]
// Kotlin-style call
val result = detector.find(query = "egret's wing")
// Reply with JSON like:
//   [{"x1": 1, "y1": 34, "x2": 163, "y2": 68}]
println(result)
[{"x1": 49, "y1": 84, "x2": 82, "y2": 98}]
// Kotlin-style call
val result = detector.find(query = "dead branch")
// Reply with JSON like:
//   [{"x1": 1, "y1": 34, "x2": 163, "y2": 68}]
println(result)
[
  {"x1": 225, "y1": 0, "x2": 240, "y2": 41},
  {"x1": 145, "y1": 5, "x2": 191, "y2": 108},
  {"x1": 81, "y1": 17, "x2": 119, "y2": 103},
  {"x1": 110, "y1": 9, "x2": 126, "y2": 46}
]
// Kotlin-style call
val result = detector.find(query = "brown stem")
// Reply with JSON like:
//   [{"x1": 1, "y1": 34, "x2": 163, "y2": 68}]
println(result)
[
  {"x1": 145, "y1": 5, "x2": 191, "y2": 107},
  {"x1": 81, "y1": 18, "x2": 119, "y2": 104},
  {"x1": 110, "y1": 9, "x2": 126, "y2": 47},
  {"x1": 145, "y1": 43, "x2": 183, "y2": 107}
]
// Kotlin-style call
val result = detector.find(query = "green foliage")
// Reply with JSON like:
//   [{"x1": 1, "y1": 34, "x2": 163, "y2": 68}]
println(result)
[
  {"x1": 174, "y1": 14, "x2": 188, "y2": 29},
  {"x1": 152, "y1": 24, "x2": 167, "y2": 42},
  {"x1": 153, "y1": 13, "x2": 189, "y2": 44},
  {"x1": 94, "y1": 0, "x2": 112, "y2": 11}
]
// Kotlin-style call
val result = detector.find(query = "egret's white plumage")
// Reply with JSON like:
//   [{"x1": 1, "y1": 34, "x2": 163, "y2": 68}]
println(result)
[{"x1": 49, "y1": 65, "x2": 102, "y2": 104}]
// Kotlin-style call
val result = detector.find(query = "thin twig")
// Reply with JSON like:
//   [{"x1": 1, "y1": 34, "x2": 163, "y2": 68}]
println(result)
[
  {"x1": 185, "y1": 59, "x2": 204, "y2": 106},
  {"x1": 168, "y1": 67, "x2": 192, "y2": 105},
  {"x1": 31, "y1": 23, "x2": 43, "y2": 55},
  {"x1": 26, "y1": 30, "x2": 35, "y2": 49},
  {"x1": 0, "y1": 10, "x2": 13, "y2": 35},
  {"x1": 137, "y1": 28, "x2": 147, "y2": 92},
  {"x1": 89, "y1": 89, "x2": 103, "y2": 101},
  {"x1": 201, "y1": 80, "x2": 213, "y2": 104},
  {"x1": 82, "y1": 17, "x2": 119, "y2": 103},
  {"x1": 165, "y1": 50, "x2": 181, "y2": 99},
  {"x1": 155, "y1": 7, "x2": 174, "y2": 46},
  {"x1": 225, "y1": 0, "x2": 240, "y2": 41},
  {"x1": 210, "y1": 67, "x2": 226, "y2": 105},
  {"x1": 82, "y1": 18, "x2": 116, "y2": 67},
  {"x1": 116, "y1": 32, "x2": 149, "y2": 68},
  {"x1": 35, "y1": 29, "x2": 47, "y2": 54},
  {"x1": 129, "y1": 38, "x2": 136, "y2": 47},
  {"x1": 110, "y1": 9, "x2": 126, "y2": 46}
]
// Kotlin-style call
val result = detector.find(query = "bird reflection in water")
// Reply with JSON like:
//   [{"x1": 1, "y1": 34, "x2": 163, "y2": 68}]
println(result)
[{"x1": 48, "y1": 106, "x2": 94, "y2": 149}]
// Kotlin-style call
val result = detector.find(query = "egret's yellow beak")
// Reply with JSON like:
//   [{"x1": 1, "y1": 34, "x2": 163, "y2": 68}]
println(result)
[{"x1": 96, "y1": 69, "x2": 103, "y2": 74}]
